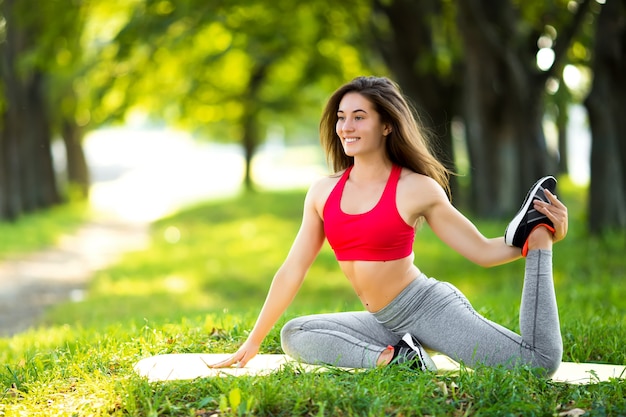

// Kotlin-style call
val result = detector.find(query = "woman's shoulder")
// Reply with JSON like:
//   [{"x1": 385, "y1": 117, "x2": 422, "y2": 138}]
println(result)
[
  {"x1": 398, "y1": 167, "x2": 440, "y2": 187},
  {"x1": 395, "y1": 167, "x2": 450, "y2": 222},
  {"x1": 397, "y1": 167, "x2": 448, "y2": 200},
  {"x1": 305, "y1": 170, "x2": 345, "y2": 208},
  {"x1": 310, "y1": 169, "x2": 345, "y2": 191}
]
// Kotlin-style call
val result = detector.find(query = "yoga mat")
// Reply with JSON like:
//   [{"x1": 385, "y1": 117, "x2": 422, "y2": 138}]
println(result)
[{"x1": 134, "y1": 353, "x2": 625, "y2": 384}]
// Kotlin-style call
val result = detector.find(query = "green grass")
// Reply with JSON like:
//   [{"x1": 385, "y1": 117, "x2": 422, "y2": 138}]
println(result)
[
  {"x1": 0, "y1": 201, "x2": 91, "y2": 260},
  {"x1": 1, "y1": 180, "x2": 625, "y2": 416}
]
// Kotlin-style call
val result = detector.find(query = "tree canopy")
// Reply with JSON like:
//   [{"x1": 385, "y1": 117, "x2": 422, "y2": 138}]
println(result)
[{"x1": 1, "y1": 0, "x2": 623, "y2": 233}]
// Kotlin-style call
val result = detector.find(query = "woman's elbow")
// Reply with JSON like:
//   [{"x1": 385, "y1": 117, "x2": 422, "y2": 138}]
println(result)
[
  {"x1": 471, "y1": 257, "x2": 498, "y2": 268},
  {"x1": 466, "y1": 253, "x2": 511, "y2": 268},
  {"x1": 466, "y1": 242, "x2": 520, "y2": 268}
]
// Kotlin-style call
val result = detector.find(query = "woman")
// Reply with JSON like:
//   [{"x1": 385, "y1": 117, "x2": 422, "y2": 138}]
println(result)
[{"x1": 212, "y1": 76, "x2": 567, "y2": 375}]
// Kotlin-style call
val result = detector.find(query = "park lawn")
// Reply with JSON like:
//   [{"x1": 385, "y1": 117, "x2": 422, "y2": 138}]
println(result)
[
  {"x1": 1, "y1": 179, "x2": 625, "y2": 416},
  {"x1": 0, "y1": 200, "x2": 90, "y2": 260}
]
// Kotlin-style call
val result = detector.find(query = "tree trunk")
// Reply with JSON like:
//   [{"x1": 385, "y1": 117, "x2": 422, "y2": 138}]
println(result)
[
  {"x1": 556, "y1": 109, "x2": 569, "y2": 176},
  {"x1": 241, "y1": 113, "x2": 257, "y2": 192},
  {"x1": 460, "y1": 43, "x2": 503, "y2": 216},
  {"x1": 0, "y1": 114, "x2": 22, "y2": 221},
  {"x1": 0, "y1": 0, "x2": 60, "y2": 221},
  {"x1": 457, "y1": 0, "x2": 558, "y2": 217},
  {"x1": 0, "y1": 0, "x2": 25, "y2": 220},
  {"x1": 553, "y1": 82, "x2": 572, "y2": 176},
  {"x1": 584, "y1": 0, "x2": 626, "y2": 234},
  {"x1": 61, "y1": 118, "x2": 90, "y2": 198},
  {"x1": 27, "y1": 71, "x2": 61, "y2": 208},
  {"x1": 240, "y1": 63, "x2": 269, "y2": 192}
]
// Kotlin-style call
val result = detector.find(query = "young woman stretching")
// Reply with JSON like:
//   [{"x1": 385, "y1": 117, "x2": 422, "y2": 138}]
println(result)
[{"x1": 212, "y1": 76, "x2": 568, "y2": 375}]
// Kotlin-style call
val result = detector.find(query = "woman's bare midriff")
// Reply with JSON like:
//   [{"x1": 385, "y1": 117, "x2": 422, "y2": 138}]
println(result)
[{"x1": 338, "y1": 254, "x2": 421, "y2": 312}]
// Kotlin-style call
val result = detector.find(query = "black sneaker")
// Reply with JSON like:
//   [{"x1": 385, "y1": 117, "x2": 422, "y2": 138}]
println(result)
[
  {"x1": 504, "y1": 176, "x2": 557, "y2": 249},
  {"x1": 391, "y1": 333, "x2": 437, "y2": 371}
]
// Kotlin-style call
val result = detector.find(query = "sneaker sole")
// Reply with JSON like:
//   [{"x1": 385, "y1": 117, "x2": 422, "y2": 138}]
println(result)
[
  {"x1": 402, "y1": 333, "x2": 437, "y2": 372},
  {"x1": 504, "y1": 176, "x2": 556, "y2": 246}
]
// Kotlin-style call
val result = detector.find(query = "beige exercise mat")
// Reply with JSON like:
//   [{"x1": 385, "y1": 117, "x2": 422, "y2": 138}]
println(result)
[{"x1": 133, "y1": 353, "x2": 625, "y2": 385}]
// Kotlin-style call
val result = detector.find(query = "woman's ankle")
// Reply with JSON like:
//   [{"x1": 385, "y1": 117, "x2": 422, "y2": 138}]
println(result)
[
  {"x1": 527, "y1": 225, "x2": 553, "y2": 251},
  {"x1": 377, "y1": 346, "x2": 394, "y2": 366}
]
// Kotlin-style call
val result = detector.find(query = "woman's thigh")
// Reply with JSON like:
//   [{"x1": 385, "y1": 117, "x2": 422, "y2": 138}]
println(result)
[
  {"x1": 282, "y1": 311, "x2": 398, "y2": 346},
  {"x1": 394, "y1": 281, "x2": 527, "y2": 367}
]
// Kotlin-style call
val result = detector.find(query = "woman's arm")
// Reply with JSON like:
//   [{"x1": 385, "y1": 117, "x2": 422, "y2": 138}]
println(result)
[
  {"x1": 211, "y1": 183, "x2": 327, "y2": 368},
  {"x1": 419, "y1": 178, "x2": 567, "y2": 267},
  {"x1": 425, "y1": 193, "x2": 521, "y2": 267},
  {"x1": 412, "y1": 176, "x2": 567, "y2": 267}
]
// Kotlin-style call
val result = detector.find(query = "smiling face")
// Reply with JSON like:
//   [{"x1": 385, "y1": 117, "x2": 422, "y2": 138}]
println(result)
[{"x1": 336, "y1": 92, "x2": 391, "y2": 158}]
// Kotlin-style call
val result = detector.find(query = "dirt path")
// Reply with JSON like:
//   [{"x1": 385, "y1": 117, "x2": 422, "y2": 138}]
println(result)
[
  {"x1": 0, "y1": 133, "x2": 323, "y2": 338},
  {"x1": 0, "y1": 217, "x2": 149, "y2": 337}
]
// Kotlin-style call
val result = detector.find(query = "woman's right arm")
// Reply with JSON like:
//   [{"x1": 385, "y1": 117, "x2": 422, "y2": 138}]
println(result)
[{"x1": 210, "y1": 181, "x2": 327, "y2": 368}]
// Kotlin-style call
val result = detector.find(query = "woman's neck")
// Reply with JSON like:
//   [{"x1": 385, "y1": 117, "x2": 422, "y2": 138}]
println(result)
[{"x1": 349, "y1": 157, "x2": 393, "y2": 183}]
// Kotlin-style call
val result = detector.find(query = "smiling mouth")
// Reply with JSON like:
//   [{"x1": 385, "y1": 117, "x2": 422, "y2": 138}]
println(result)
[{"x1": 344, "y1": 138, "x2": 360, "y2": 143}]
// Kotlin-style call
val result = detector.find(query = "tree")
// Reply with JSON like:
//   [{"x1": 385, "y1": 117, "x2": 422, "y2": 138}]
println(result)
[
  {"x1": 51, "y1": 3, "x2": 93, "y2": 199},
  {"x1": 456, "y1": 0, "x2": 594, "y2": 215},
  {"x1": 105, "y1": 0, "x2": 372, "y2": 191},
  {"x1": 368, "y1": 0, "x2": 596, "y2": 217},
  {"x1": 585, "y1": 0, "x2": 626, "y2": 233},
  {"x1": 0, "y1": 0, "x2": 97, "y2": 221},
  {"x1": 0, "y1": 0, "x2": 61, "y2": 220}
]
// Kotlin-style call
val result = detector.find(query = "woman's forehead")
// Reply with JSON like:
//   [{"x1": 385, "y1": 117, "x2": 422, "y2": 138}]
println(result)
[{"x1": 337, "y1": 92, "x2": 375, "y2": 113}]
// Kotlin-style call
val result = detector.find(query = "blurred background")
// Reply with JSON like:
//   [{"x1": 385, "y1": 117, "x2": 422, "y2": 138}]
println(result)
[{"x1": 0, "y1": 0, "x2": 624, "y2": 232}]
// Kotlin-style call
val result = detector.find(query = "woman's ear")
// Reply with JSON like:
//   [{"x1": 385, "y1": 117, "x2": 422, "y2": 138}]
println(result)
[{"x1": 383, "y1": 124, "x2": 392, "y2": 137}]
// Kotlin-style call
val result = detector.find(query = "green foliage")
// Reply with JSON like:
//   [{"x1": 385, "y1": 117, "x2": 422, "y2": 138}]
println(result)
[
  {"x1": 98, "y1": 0, "x2": 373, "y2": 140},
  {"x1": 7, "y1": 0, "x2": 94, "y2": 130}
]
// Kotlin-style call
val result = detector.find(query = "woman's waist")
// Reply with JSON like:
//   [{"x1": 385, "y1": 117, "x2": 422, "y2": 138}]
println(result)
[
  {"x1": 338, "y1": 254, "x2": 416, "y2": 278},
  {"x1": 371, "y1": 272, "x2": 434, "y2": 320},
  {"x1": 342, "y1": 262, "x2": 422, "y2": 312}
]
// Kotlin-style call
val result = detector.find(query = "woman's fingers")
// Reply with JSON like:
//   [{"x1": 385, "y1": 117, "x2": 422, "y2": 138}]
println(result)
[
  {"x1": 210, "y1": 352, "x2": 244, "y2": 368},
  {"x1": 208, "y1": 341, "x2": 259, "y2": 368},
  {"x1": 237, "y1": 352, "x2": 253, "y2": 368},
  {"x1": 534, "y1": 189, "x2": 568, "y2": 241},
  {"x1": 544, "y1": 189, "x2": 565, "y2": 208}
]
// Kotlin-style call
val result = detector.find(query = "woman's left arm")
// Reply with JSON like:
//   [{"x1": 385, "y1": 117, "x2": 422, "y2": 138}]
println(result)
[
  {"x1": 414, "y1": 177, "x2": 567, "y2": 267},
  {"x1": 425, "y1": 194, "x2": 521, "y2": 267}
]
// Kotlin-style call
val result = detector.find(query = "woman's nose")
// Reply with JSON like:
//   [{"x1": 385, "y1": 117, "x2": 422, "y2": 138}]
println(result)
[{"x1": 341, "y1": 118, "x2": 354, "y2": 132}]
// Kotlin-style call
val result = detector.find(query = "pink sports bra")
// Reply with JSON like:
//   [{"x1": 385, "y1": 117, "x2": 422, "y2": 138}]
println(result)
[{"x1": 323, "y1": 165, "x2": 415, "y2": 261}]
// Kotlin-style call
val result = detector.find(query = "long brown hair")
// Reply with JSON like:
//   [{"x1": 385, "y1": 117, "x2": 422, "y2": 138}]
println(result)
[{"x1": 319, "y1": 76, "x2": 451, "y2": 198}]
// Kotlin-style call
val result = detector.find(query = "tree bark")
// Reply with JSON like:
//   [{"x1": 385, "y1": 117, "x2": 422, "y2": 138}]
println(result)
[
  {"x1": 584, "y1": 0, "x2": 626, "y2": 234},
  {"x1": 26, "y1": 71, "x2": 61, "y2": 208},
  {"x1": 371, "y1": 0, "x2": 589, "y2": 215},
  {"x1": 456, "y1": 0, "x2": 590, "y2": 216},
  {"x1": 556, "y1": 107, "x2": 569, "y2": 176},
  {"x1": 0, "y1": 112, "x2": 22, "y2": 221},
  {"x1": 0, "y1": 0, "x2": 25, "y2": 220},
  {"x1": 61, "y1": 118, "x2": 90, "y2": 198},
  {"x1": 240, "y1": 63, "x2": 269, "y2": 192},
  {"x1": 0, "y1": 0, "x2": 61, "y2": 220}
]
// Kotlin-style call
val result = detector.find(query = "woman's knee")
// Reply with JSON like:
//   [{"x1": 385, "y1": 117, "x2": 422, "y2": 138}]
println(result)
[
  {"x1": 534, "y1": 346, "x2": 563, "y2": 377},
  {"x1": 280, "y1": 317, "x2": 302, "y2": 355}
]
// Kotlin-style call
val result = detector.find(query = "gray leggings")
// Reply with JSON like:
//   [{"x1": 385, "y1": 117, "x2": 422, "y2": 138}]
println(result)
[{"x1": 281, "y1": 249, "x2": 563, "y2": 375}]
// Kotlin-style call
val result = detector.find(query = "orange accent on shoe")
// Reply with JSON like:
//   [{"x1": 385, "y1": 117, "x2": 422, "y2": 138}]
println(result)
[{"x1": 522, "y1": 224, "x2": 556, "y2": 257}]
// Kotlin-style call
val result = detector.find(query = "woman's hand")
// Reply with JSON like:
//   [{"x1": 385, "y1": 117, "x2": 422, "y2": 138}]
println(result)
[
  {"x1": 209, "y1": 339, "x2": 260, "y2": 369},
  {"x1": 535, "y1": 189, "x2": 568, "y2": 243}
]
